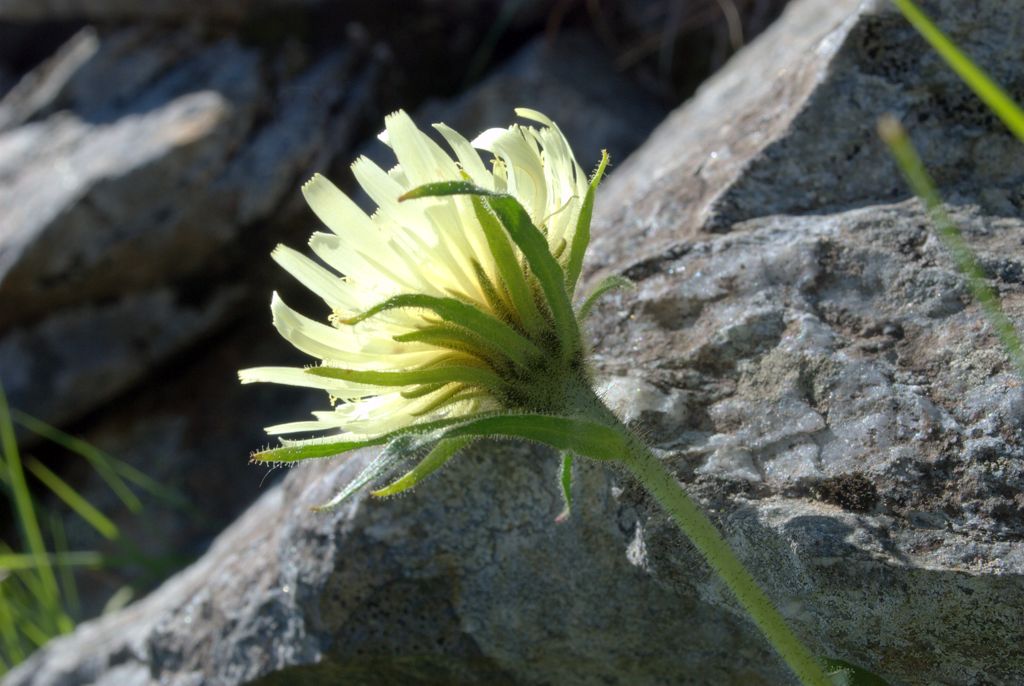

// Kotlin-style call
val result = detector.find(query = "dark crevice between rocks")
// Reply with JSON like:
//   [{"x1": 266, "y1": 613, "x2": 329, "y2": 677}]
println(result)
[{"x1": 0, "y1": 20, "x2": 84, "y2": 90}]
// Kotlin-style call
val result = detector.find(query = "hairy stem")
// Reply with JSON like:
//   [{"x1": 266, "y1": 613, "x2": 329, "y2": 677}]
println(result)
[
  {"x1": 619, "y1": 438, "x2": 830, "y2": 685},
  {"x1": 562, "y1": 382, "x2": 830, "y2": 685}
]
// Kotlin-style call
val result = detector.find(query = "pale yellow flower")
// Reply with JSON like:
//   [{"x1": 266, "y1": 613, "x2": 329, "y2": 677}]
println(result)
[
  {"x1": 239, "y1": 109, "x2": 831, "y2": 686},
  {"x1": 239, "y1": 108, "x2": 599, "y2": 450}
]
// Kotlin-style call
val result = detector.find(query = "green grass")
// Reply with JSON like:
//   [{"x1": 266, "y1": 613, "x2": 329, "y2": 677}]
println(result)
[
  {"x1": 878, "y1": 116, "x2": 1024, "y2": 376},
  {"x1": 0, "y1": 386, "x2": 71, "y2": 670},
  {"x1": 883, "y1": 0, "x2": 1024, "y2": 379},
  {"x1": 0, "y1": 382, "x2": 191, "y2": 676},
  {"x1": 892, "y1": 0, "x2": 1024, "y2": 140}
]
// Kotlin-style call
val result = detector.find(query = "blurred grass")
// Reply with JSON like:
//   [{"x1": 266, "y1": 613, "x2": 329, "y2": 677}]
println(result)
[
  {"x1": 0, "y1": 382, "x2": 191, "y2": 676},
  {"x1": 11, "y1": 409, "x2": 197, "y2": 516},
  {"x1": 892, "y1": 0, "x2": 1024, "y2": 140},
  {"x1": 0, "y1": 386, "x2": 65, "y2": 670},
  {"x1": 882, "y1": 0, "x2": 1024, "y2": 378},
  {"x1": 879, "y1": 116, "x2": 1024, "y2": 376}
]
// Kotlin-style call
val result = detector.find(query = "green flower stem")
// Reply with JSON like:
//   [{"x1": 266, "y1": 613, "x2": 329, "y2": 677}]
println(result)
[
  {"x1": 618, "y1": 440, "x2": 830, "y2": 686},
  {"x1": 563, "y1": 382, "x2": 830, "y2": 686}
]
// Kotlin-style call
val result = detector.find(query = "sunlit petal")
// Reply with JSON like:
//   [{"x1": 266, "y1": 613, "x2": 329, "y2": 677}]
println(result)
[{"x1": 247, "y1": 109, "x2": 592, "y2": 443}]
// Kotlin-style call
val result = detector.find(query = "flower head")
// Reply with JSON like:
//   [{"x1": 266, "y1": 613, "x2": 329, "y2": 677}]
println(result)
[
  {"x1": 234, "y1": 109, "x2": 835, "y2": 686},
  {"x1": 241, "y1": 108, "x2": 618, "y2": 507}
]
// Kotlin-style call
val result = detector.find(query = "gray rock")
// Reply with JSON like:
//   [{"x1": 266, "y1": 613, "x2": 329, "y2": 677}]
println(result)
[
  {"x1": 414, "y1": 30, "x2": 666, "y2": 173},
  {"x1": 0, "y1": 27, "x2": 363, "y2": 328},
  {"x1": 3, "y1": 443, "x2": 789, "y2": 686},
  {"x1": 0, "y1": 26, "x2": 100, "y2": 133},
  {"x1": 0, "y1": 88, "x2": 244, "y2": 327},
  {"x1": 588, "y1": 0, "x2": 1024, "y2": 274},
  {"x1": 0, "y1": 287, "x2": 244, "y2": 439},
  {"x1": 8, "y1": 0, "x2": 1024, "y2": 684},
  {"x1": 0, "y1": 25, "x2": 375, "y2": 426}
]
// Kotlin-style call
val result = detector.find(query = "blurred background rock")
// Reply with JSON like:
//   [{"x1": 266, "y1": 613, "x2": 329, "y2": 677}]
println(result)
[{"x1": 0, "y1": 0, "x2": 789, "y2": 626}]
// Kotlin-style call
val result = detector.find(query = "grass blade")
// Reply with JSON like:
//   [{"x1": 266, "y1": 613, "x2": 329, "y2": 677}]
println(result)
[
  {"x1": 879, "y1": 115, "x2": 1024, "y2": 376},
  {"x1": 11, "y1": 410, "x2": 141, "y2": 513},
  {"x1": 0, "y1": 581, "x2": 24, "y2": 665},
  {"x1": 893, "y1": 0, "x2": 1024, "y2": 142},
  {"x1": 0, "y1": 551, "x2": 106, "y2": 572},
  {"x1": 46, "y1": 513, "x2": 80, "y2": 620},
  {"x1": 25, "y1": 459, "x2": 119, "y2": 541},
  {"x1": 0, "y1": 384, "x2": 62, "y2": 627},
  {"x1": 2, "y1": 587, "x2": 53, "y2": 647}
]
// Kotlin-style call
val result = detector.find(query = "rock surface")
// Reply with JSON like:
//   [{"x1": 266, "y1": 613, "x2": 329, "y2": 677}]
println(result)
[
  {"x1": 0, "y1": 23, "x2": 371, "y2": 323},
  {"x1": 588, "y1": 0, "x2": 1024, "y2": 274},
  {"x1": 6, "y1": 0, "x2": 1024, "y2": 685},
  {"x1": 3, "y1": 444, "x2": 791, "y2": 686},
  {"x1": 0, "y1": 287, "x2": 244, "y2": 440},
  {"x1": 413, "y1": 30, "x2": 665, "y2": 173},
  {"x1": 0, "y1": 23, "x2": 378, "y2": 428}
]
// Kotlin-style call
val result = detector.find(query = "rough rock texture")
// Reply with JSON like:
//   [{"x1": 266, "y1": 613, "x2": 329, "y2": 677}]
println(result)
[
  {"x1": 0, "y1": 23, "x2": 373, "y2": 320},
  {"x1": 588, "y1": 0, "x2": 1024, "y2": 273},
  {"x1": 2, "y1": 446, "x2": 788, "y2": 686},
  {"x1": 592, "y1": 201, "x2": 1024, "y2": 684},
  {"x1": 6, "y1": 0, "x2": 1024, "y2": 685}
]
